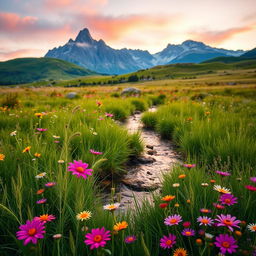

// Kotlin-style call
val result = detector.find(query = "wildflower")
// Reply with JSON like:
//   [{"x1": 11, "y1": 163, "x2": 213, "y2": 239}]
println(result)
[
  {"x1": 219, "y1": 194, "x2": 238, "y2": 206},
  {"x1": 76, "y1": 211, "x2": 92, "y2": 221},
  {"x1": 96, "y1": 101, "x2": 102, "y2": 107},
  {"x1": 174, "y1": 203, "x2": 180, "y2": 207},
  {"x1": 173, "y1": 248, "x2": 188, "y2": 256},
  {"x1": 36, "y1": 198, "x2": 47, "y2": 204},
  {"x1": 245, "y1": 185, "x2": 256, "y2": 191},
  {"x1": 247, "y1": 223, "x2": 256, "y2": 232},
  {"x1": 34, "y1": 153, "x2": 41, "y2": 158},
  {"x1": 16, "y1": 219, "x2": 45, "y2": 245},
  {"x1": 103, "y1": 203, "x2": 120, "y2": 211},
  {"x1": 0, "y1": 154, "x2": 5, "y2": 161},
  {"x1": 196, "y1": 238, "x2": 203, "y2": 246},
  {"x1": 214, "y1": 185, "x2": 231, "y2": 194},
  {"x1": 105, "y1": 113, "x2": 114, "y2": 117},
  {"x1": 205, "y1": 233, "x2": 214, "y2": 239},
  {"x1": 201, "y1": 183, "x2": 209, "y2": 187},
  {"x1": 67, "y1": 160, "x2": 93, "y2": 179},
  {"x1": 210, "y1": 179, "x2": 216, "y2": 183},
  {"x1": 125, "y1": 235, "x2": 137, "y2": 244},
  {"x1": 186, "y1": 199, "x2": 191, "y2": 204},
  {"x1": 160, "y1": 234, "x2": 176, "y2": 249},
  {"x1": 197, "y1": 216, "x2": 214, "y2": 226},
  {"x1": 205, "y1": 111, "x2": 211, "y2": 115},
  {"x1": 53, "y1": 234, "x2": 62, "y2": 239},
  {"x1": 159, "y1": 203, "x2": 168, "y2": 208},
  {"x1": 183, "y1": 164, "x2": 196, "y2": 169},
  {"x1": 58, "y1": 160, "x2": 64, "y2": 164},
  {"x1": 113, "y1": 221, "x2": 128, "y2": 232},
  {"x1": 89, "y1": 149, "x2": 103, "y2": 155},
  {"x1": 213, "y1": 203, "x2": 225, "y2": 210},
  {"x1": 36, "y1": 189, "x2": 45, "y2": 195},
  {"x1": 236, "y1": 177, "x2": 242, "y2": 181},
  {"x1": 182, "y1": 228, "x2": 195, "y2": 237},
  {"x1": 164, "y1": 214, "x2": 182, "y2": 226},
  {"x1": 183, "y1": 222, "x2": 191, "y2": 228},
  {"x1": 35, "y1": 113, "x2": 43, "y2": 118},
  {"x1": 84, "y1": 227, "x2": 111, "y2": 250},
  {"x1": 186, "y1": 117, "x2": 193, "y2": 121},
  {"x1": 178, "y1": 174, "x2": 186, "y2": 179},
  {"x1": 53, "y1": 135, "x2": 60, "y2": 139},
  {"x1": 45, "y1": 182, "x2": 56, "y2": 187},
  {"x1": 35, "y1": 172, "x2": 46, "y2": 179},
  {"x1": 36, "y1": 128, "x2": 48, "y2": 132},
  {"x1": 54, "y1": 140, "x2": 60, "y2": 143},
  {"x1": 22, "y1": 146, "x2": 31, "y2": 153},
  {"x1": 215, "y1": 214, "x2": 241, "y2": 232},
  {"x1": 34, "y1": 214, "x2": 56, "y2": 223},
  {"x1": 215, "y1": 234, "x2": 238, "y2": 255},
  {"x1": 250, "y1": 177, "x2": 256, "y2": 183},
  {"x1": 234, "y1": 231, "x2": 242, "y2": 237},
  {"x1": 161, "y1": 195, "x2": 175, "y2": 202},
  {"x1": 172, "y1": 183, "x2": 180, "y2": 188},
  {"x1": 200, "y1": 208, "x2": 212, "y2": 214},
  {"x1": 216, "y1": 170, "x2": 231, "y2": 177},
  {"x1": 10, "y1": 130, "x2": 17, "y2": 136}
]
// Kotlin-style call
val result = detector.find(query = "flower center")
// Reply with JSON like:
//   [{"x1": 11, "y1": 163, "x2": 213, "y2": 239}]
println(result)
[
  {"x1": 201, "y1": 219, "x2": 209, "y2": 224},
  {"x1": 76, "y1": 167, "x2": 84, "y2": 173},
  {"x1": 80, "y1": 213, "x2": 89, "y2": 218},
  {"x1": 185, "y1": 231, "x2": 191, "y2": 236},
  {"x1": 40, "y1": 215, "x2": 49, "y2": 221},
  {"x1": 252, "y1": 226, "x2": 256, "y2": 231},
  {"x1": 222, "y1": 241, "x2": 230, "y2": 248},
  {"x1": 223, "y1": 219, "x2": 233, "y2": 226},
  {"x1": 28, "y1": 228, "x2": 37, "y2": 236},
  {"x1": 166, "y1": 240, "x2": 172, "y2": 245},
  {"x1": 94, "y1": 235, "x2": 102, "y2": 242},
  {"x1": 177, "y1": 253, "x2": 184, "y2": 256},
  {"x1": 170, "y1": 219, "x2": 177, "y2": 224},
  {"x1": 224, "y1": 199, "x2": 231, "y2": 203},
  {"x1": 128, "y1": 237, "x2": 133, "y2": 241}
]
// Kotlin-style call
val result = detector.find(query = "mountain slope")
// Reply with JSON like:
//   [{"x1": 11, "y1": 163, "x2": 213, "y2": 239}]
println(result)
[
  {"x1": 0, "y1": 57, "x2": 95, "y2": 85},
  {"x1": 45, "y1": 28, "x2": 245, "y2": 75}
]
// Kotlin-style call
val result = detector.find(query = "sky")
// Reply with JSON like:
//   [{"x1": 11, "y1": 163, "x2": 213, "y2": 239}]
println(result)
[{"x1": 0, "y1": 0, "x2": 256, "y2": 61}]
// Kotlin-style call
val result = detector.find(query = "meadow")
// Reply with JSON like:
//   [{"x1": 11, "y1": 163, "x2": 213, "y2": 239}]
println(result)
[{"x1": 0, "y1": 73, "x2": 256, "y2": 255}]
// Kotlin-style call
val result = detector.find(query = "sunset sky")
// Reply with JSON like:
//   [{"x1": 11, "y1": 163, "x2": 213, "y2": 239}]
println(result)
[{"x1": 0, "y1": 0, "x2": 256, "y2": 61}]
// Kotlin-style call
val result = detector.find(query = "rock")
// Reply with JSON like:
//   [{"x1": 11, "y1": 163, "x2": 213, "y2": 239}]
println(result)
[
  {"x1": 147, "y1": 171, "x2": 152, "y2": 175},
  {"x1": 66, "y1": 92, "x2": 78, "y2": 99},
  {"x1": 121, "y1": 178, "x2": 159, "y2": 191},
  {"x1": 146, "y1": 145, "x2": 154, "y2": 149},
  {"x1": 147, "y1": 149, "x2": 157, "y2": 155},
  {"x1": 134, "y1": 110, "x2": 141, "y2": 114},
  {"x1": 137, "y1": 157, "x2": 156, "y2": 164},
  {"x1": 121, "y1": 87, "x2": 141, "y2": 95}
]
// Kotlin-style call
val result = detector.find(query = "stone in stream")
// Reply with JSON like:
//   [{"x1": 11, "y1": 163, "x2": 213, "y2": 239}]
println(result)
[
  {"x1": 146, "y1": 145, "x2": 154, "y2": 149},
  {"x1": 147, "y1": 149, "x2": 157, "y2": 155},
  {"x1": 121, "y1": 178, "x2": 159, "y2": 191}
]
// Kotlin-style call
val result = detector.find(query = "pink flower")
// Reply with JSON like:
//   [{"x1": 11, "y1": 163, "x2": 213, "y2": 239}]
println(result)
[
  {"x1": 215, "y1": 234, "x2": 238, "y2": 254},
  {"x1": 183, "y1": 164, "x2": 196, "y2": 169},
  {"x1": 183, "y1": 221, "x2": 191, "y2": 228},
  {"x1": 45, "y1": 182, "x2": 56, "y2": 187},
  {"x1": 245, "y1": 185, "x2": 256, "y2": 191},
  {"x1": 181, "y1": 228, "x2": 195, "y2": 237},
  {"x1": 36, "y1": 128, "x2": 48, "y2": 132},
  {"x1": 90, "y1": 149, "x2": 103, "y2": 155},
  {"x1": 125, "y1": 235, "x2": 137, "y2": 244},
  {"x1": 16, "y1": 220, "x2": 45, "y2": 245},
  {"x1": 213, "y1": 203, "x2": 225, "y2": 210},
  {"x1": 84, "y1": 227, "x2": 111, "y2": 250},
  {"x1": 160, "y1": 234, "x2": 176, "y2": 249},
  {"x1": 105, "y1": 113, "x2": 114, "y2": 118},
  {"x1": 34, "y1": 214, "x2": 56, "y2": 223},
  {"x1": 216, "y1": 170, "x2": 231, "y2": 177},
  {"x1": 197, "y1": 216, "x2": 214, "y2": 226},
  {"x1": 67, "y1": 160, "x2": 93, "y2": 179},
  {"x1": 215, "y1": 214, "x2": 241, "y2": 231},
  {"x1": 36, "y1": 198, "x2": 47, "y2": 204},
  {"x1": 250, "y1": 177, "x2": 256, "y2": 183},
  {"x1": 164, "y1": 214, "x2": 182, "y2": 226},
  {"x1": 219, "y1": 194, "x2": 238, "y2": 206}
]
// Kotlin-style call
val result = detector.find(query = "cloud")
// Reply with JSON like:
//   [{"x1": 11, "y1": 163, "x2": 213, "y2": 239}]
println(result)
[
  {"x1": 190, "y1": 25, "x2": 256, "y2": 44},
  {"x1": 0, "y1": 48, "x2": 43, "y2": 61}
]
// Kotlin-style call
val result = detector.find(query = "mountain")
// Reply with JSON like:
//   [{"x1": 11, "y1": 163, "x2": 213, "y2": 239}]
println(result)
[
  {"x1": 45, "y1": 28, "x2": 245, "y2": 75},
  {"x1": 0, "y1": 57, "x2": 95, "y2": 85}
]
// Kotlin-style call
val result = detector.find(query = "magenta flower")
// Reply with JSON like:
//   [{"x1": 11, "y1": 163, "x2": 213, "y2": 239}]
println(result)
[
  {"x1": 45, "y1": 182, "x2": 56, "y2": 187},
  {"x1": 16, "y1": 220, "x2": 45, "y2": 245},
  {"x1": 215, "y1": 214, "x2": 241, "y2": 231},
  {"x1": 84, "y1": 227, "x2": 111, "y2": 250},
  {"x1": 36, "y1": 128, "x2": 48, "y2": 132},
  {"x1": 219, "y1": 194, "x2": 238, "y2": 206},
  {"x1": 36, "y1": 198, "x2": 47, "y2": 204},
  {"x1": 197, "y1": 216, "x2": 214, "y2": 226},
  {"x1": 67, "y1": 160, "x2": 93, "y2": 179},
  {"x1": 213, "y1": 203, "x2": 225, "y2": 210},
  {"x1": 164, "y1": 214, "x2": 182, "y2": 226},
  {"x1": 200, "y1": 208, "x2": 212, "y2": 214},
  {"x1": 250, "y1": 177, "x2": 256, "y2": 183},
  {"x1": 90, "y1": 149, "x2": 103, "y2": 155},
  {"x1": 216, "y1": 170, "x2": 231, "y2": 177},
  {"x1": 245, "y1": 185, "x2": 256, "y2": 191},
  {"x1": 215, "y1": 234, "x2": 238, "y2": 254},
  {"x1": 105, "y1": 113, "x2": 114, "y2": 118},
  {"x1": 160, "y1": 234, "x2": 176, "y2": 249},
  {"x1": 34, "y1": 214, "x2": 56, "y2": 223},
  {"x1": 182, "y1": 228, "x2": 195, "y2": 237},
  {"x1": 183, "y1": 164, "x2": 196, "y2": 169},
  {"x1": 125, "y1": 235, "x2": 137, "y2": 244}
]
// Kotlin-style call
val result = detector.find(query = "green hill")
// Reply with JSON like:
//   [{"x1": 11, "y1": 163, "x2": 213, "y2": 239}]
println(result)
[{"x1": 0, "y1": 57, "x2": 96, "y2": 85}]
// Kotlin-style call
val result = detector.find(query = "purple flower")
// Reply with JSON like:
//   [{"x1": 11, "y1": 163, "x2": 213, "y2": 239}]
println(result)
[
  {"x1": 36, "y1": 198, "x2": 47, "y2": 204},
  {"x1": 164, "y1": 214, "x2": 182, "y2": 226},
  {"x1": 250, "y1": 177, "x2": 256, "y2": 183},
  {"x1": 197, "y1": 216, "x2": 214, "y2": 226},
  {"x1": 181, "y1": 228, "x2": 195, "y2": 236},
  {"x1": 219, "y1": 194, "x2": 238, "y2": 206},
  {"x1": 67, "y1": 160, "x2": 93, "y2": 180},
  {"x1": 215, "y1": 214, "x2": 241, "y2": 231},
  {"x1": 89, "y1": 149, "x2": 103, "y2": 155},
  {"x1": 45, "y1": 182, "x2": 56, "y2": 187},
  {"x1": 16, "y1": 220, "x2": 45, "y2": 245},
  {"x1": 216, "y1": 170, "x2": 231, "y2": 177},
  {"x1": 84, "y1": 227, "x2": 111, "y2": 250},
  {"x1": 36, "y1": 128, "x2": 48, "y2": 132},
  {"x1": 160, "y1": 234, "x2": 176, "y2": 249},
  {"x1": 215, "y1": 234, "x2": 238, "y2": 254},
  {"x1": 125, "y1": 235, "x2": 137, "y2": 244}
]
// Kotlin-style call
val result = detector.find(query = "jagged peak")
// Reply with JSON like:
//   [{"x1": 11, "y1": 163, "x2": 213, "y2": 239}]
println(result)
[{"x1": 75, "y1": 28, "x2": 94, "y2": 44}]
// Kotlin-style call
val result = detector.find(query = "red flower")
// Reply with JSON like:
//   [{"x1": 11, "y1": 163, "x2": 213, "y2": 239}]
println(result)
[
  {"x1": 245, "y1": 185, "x2": 256, "y2": 191},
  {"x1": 159, "y1": 203, "x2": 168, "y2": 208}
]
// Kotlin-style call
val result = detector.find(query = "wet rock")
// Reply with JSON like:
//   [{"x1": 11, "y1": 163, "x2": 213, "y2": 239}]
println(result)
[
  {"x1": 134, "y1": 110, "x2": 141, "y2": 114},
  {"x1": 147, "y1": 149, "x2": 157, "y2": 155},
  {"x1": 137, "y1": 157, "x2": 156, "y2": 164},
  {"x1": 121, "y1": 178, "x2": 159, "y2": 191},
  {"x1": 146, "y1": 145, "x2": 154, "y2": 149},
  {"x1": 147, "y1": 171, "x2": 152, "y2": 175}
]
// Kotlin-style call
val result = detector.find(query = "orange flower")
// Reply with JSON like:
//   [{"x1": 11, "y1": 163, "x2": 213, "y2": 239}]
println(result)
[
  {"x1": 186, "y1": 199, "x2": 191, "y2": 204},
  {"x1": 113, "y1": 221, "x2": 128, "y2": 231},
  {"x1": 22, "y1": 146, "x2": 31, "y2": 153},
  {"x1": 174, "y1": 203, "x2": 180, "y2": 208},
  {"x1": 178, "y1": 174, "x2": 186, "y2": 179},
  {"x1": 186, "y1": 117, "x2": 193, "y2": 121},
  {"x1": 161, "y1": 195, "x2": 175, "y2": 202},
  {"x1": 205, "y1": 111, "x2": 211, "y2": 115},
  {"x1": 36, "y1": 189, "x2": 45, "y2": 195},
  {"x1": 210, "y1": 179, "x2": 216, "y2": 184},
  {"x1": 0, "y1": 153, "x2": 5, "y2": 161},
  {"x1": 196, "y1": 238, "x2": 203, "y2": 246},
  {"x1": 234, "y1": 231, "x2": 242, "y2": 237},
  {"x1": 34, "y1": 153, "x2": 41, "y2": 158},
  {"x1": 35, "y1": 113, "x2": 43, "y2": 118}
]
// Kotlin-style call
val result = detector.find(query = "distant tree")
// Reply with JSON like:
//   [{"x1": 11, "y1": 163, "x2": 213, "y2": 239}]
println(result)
[{"x1": 128, "y1": 75, "x2": 139, "y2": 82}]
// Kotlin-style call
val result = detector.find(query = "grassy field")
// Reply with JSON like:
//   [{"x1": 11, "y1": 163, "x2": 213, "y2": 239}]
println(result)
[{"x1": 0, "y1": 70, "x2": 256, "y2": 255}]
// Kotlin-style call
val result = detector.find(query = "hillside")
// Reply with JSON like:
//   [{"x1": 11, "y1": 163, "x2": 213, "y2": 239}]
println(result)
[{"x1": 0, "y1": 57, "x2": 96, "y2": 85}]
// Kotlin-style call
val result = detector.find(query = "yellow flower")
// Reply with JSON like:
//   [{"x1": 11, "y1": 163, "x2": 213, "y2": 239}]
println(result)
[
  {"x1": 113, "y1": 221, "x2": 128, "y2": 231},
  {"x1": 22, "y1": 146, "x2": 31, "y2": 153},
  {"x1": 0, "y1": 154, "x2": 5, "y2": 161},
  {"x1": 174, "y1": 203, "x2": 180, "y2": 208},
  {"x1": 34, "y1": 153, "x2": 41, "y2": 158},
  {"x1": 173, "y1": 248, "x2": 188, "y2": 256},
  {"x1": 35, "y1": 113, "x2": 43, "y2": 118},
  {"x1": 76, "y1": 211, "x2": 92, "y2": 221}
]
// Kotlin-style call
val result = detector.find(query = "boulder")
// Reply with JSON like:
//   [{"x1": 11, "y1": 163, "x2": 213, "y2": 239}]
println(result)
[
  {"x1": 66, "y1": 92, "x2": 78, "y2": 99},
  {"x1": 121, "y1": 87, "x2": 141, "y2": 95}
]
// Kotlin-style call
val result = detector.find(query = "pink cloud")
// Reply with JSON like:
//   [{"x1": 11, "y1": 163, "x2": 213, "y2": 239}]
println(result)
[{"x1": 0, "y1": 49, "x2": 43, "y2": 61}]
